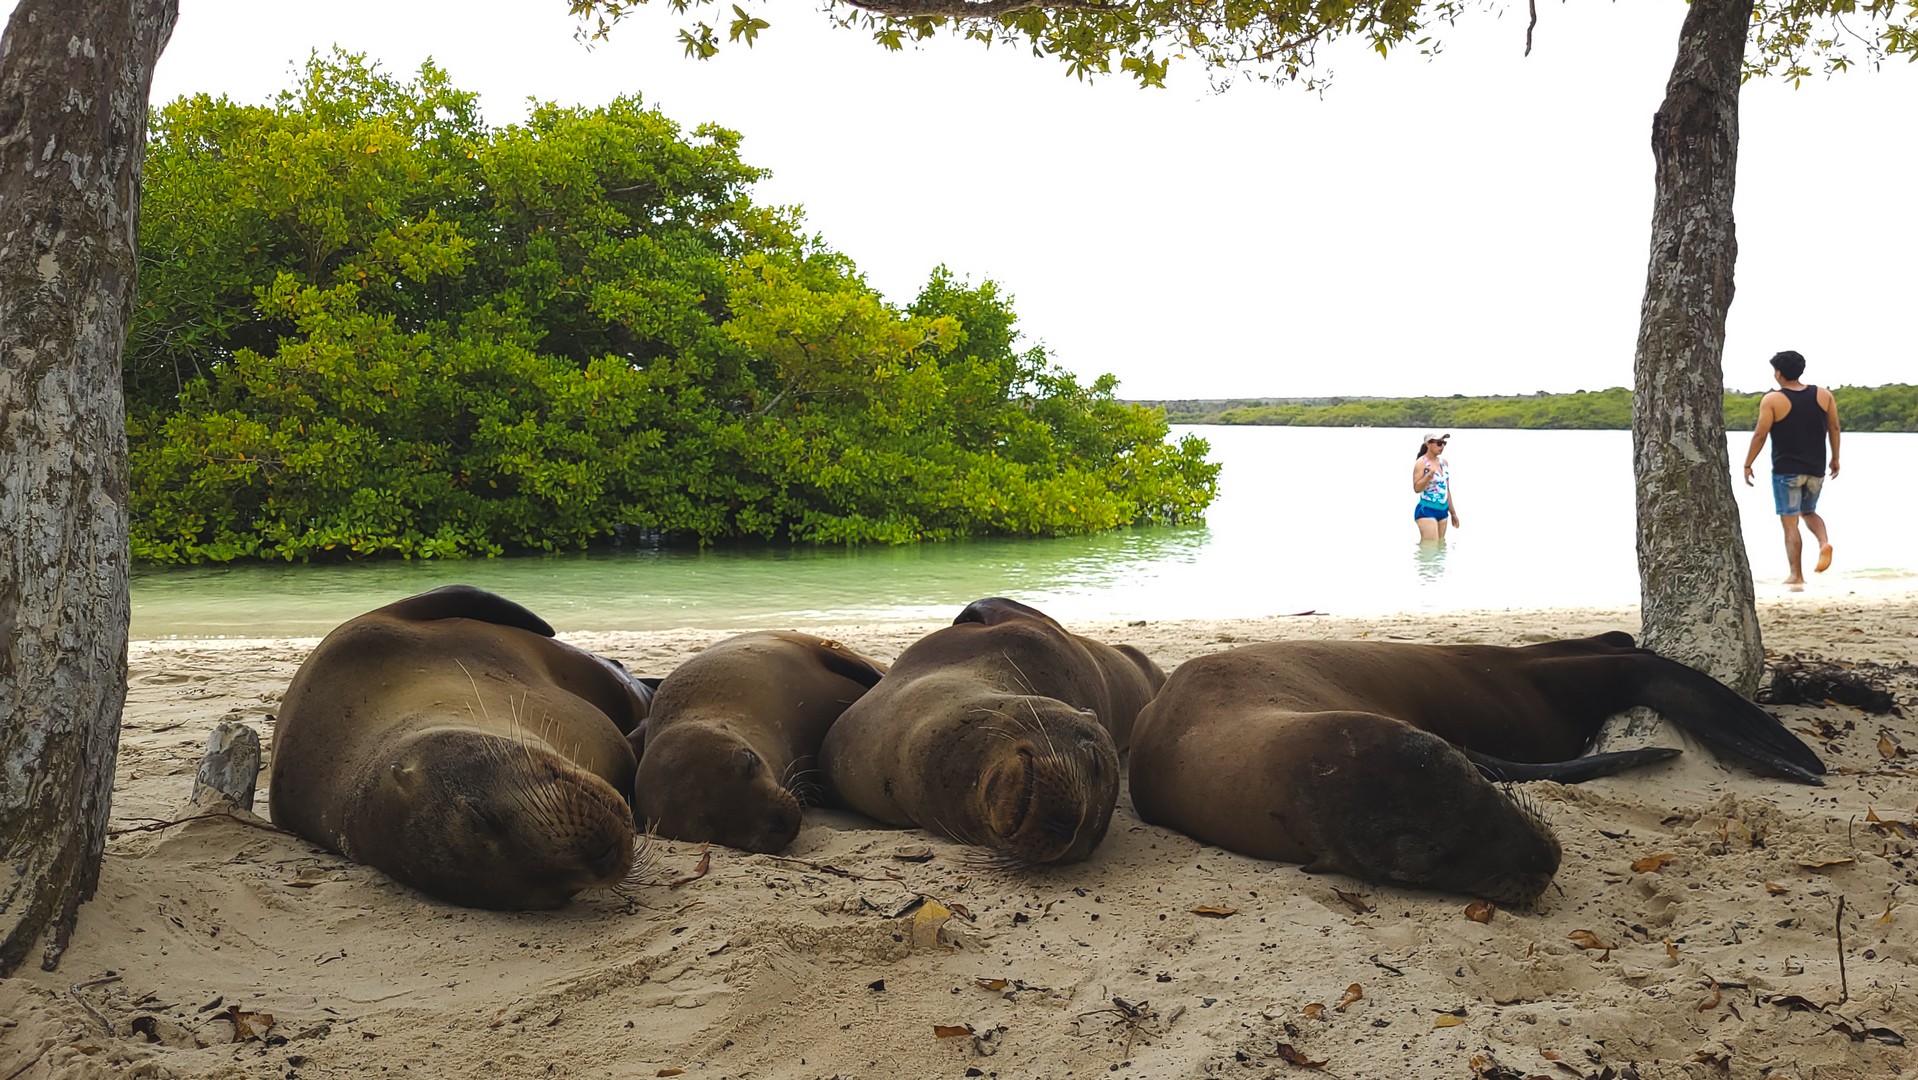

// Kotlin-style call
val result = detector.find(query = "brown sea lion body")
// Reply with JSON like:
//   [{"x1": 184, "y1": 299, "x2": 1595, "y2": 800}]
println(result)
[
  {"x1": 821, "y1": 598, "x2": 1165, "y2": 864},
  {"x1": 269, "y1": 586, "x2": 649, "y2": 909},
  {"x1": 1128, "y1": 633, "x2": 1825, "y2": 904},
  {"x1": 634, "y1": 631, "x2": 887, "y2": 853}
]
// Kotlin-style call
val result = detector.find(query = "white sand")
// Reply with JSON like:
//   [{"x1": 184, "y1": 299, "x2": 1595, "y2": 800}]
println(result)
[{"x1": 3, "y1": 594, "x2": 1915, "y2": 1079}]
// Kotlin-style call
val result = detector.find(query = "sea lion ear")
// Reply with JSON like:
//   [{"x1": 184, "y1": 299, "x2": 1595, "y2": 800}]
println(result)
[{"x1": 387, "y1": 760, "x2": 422, "y2": 791}]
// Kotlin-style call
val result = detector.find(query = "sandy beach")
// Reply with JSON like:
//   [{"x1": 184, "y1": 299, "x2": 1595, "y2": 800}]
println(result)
[{"x1": 3, "y1": 593, "x2": 1915, "y2": 1079}]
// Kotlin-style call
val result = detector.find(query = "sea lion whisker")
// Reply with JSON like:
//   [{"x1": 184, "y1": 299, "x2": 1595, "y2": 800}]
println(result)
[
  {"x1": 974, "y1": 846, "x2": 1036, "y2": 873},
  {"x1": 456, "y1": 660, "x2": 491, "y2": 726},
  {"x1": 955, "y1": 847, "x2": 1006, "y2": 870},
  {"x1": 494, "y1": 752, "x2": 571, "y2": 833},
  {"x1": 1020, "y1": 696, "x2": 1063, "y2": 760},
  {"x1": 490, "y1": 752, "x2": 565, "y2": 826},
  {"x1": 1000, "y1": 652, "x2": 1039, "y2": 697},
  {"x1": 931, "y1": 812, "x2": 986, "y2": 852},
  {"x1": 491, "y1": 735, "x2": 579, "y2": 830},
  {"x1": 780, "y1": 757, "x2": 821, "y2": 795},
  {"x1": 1500, "y1": 783, "x2": 1552, "y2": 829},
  {"x1": 621, "y1": 832, "x2": 658, "y2": 885},
  {"x1": 966, "y1": 705, "x2": 1022, "y2": 736},
  {"x1": 619, "y1": 824, "x2": 676, "y2": 886},
  {"x1": 997, "y1": 682, "x2": 1058, "y2": 751},
  {"x1": 784, "y1": 767, "x2": 826, "y2": 807}
]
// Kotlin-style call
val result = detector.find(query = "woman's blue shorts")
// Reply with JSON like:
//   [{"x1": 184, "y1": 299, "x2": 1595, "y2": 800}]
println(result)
[{"x1": 1413, "y1": 503, "x2": 1450, "y2": 521}]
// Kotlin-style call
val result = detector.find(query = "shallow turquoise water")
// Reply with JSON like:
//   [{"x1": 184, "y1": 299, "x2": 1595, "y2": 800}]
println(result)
[{"x1": 130, "y1": 426, "x2": 1917, "y2": 637}]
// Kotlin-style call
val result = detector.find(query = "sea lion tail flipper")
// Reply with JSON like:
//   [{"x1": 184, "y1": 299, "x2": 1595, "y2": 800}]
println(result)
[
  {"x1": 1637, "y1": 659, "x2": 1827, "y2": 784},
  {"x1": 1463, "y1": 746, "x2": 1681, "y2": 784},
  {"x1": 377, "y1": 585, "x2": 556, "y2": 637}
]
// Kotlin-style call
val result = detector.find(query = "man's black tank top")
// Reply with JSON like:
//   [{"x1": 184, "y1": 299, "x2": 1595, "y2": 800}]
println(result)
[{"x1": 1771, "y1": 385, "x2": 1827, "y2": 476}]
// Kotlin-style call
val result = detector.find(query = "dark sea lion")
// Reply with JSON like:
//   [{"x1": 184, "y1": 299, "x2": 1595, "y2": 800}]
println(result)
[
  {"x1": 268, "y1": 585, "x2": 650, "y2": 910},
  {"x1": 821, "y1": 598, "x2": 1166, "y2": 864},
  {"x1": 1127, "y1": 633, "x2": 1825, "y2": 905},
  {"x1": 634, "y1": 631, "x2": 888, "y2": 854}
]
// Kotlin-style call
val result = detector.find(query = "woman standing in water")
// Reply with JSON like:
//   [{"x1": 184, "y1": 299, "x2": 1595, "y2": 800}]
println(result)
[{"x1": 1412, "y1": 433, "x2": 1461, "y2": 541}]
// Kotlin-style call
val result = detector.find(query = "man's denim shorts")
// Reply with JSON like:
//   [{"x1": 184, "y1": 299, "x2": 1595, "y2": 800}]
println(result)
[{"x1": 1772, "y1": 472, "x2": 1824, "y2": 516}]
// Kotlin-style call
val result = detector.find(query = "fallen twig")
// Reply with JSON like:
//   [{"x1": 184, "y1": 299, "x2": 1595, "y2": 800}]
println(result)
[
  {"x1": 1836, "y1": 895, "x2": 1849, "y2": 1004},
  {"x1": 107, "y1": 812, "x2": 280, "y2": 838},
  {"x1": 3, "y1": 1046, "x2": 52, "y2": 1080},
  {"x1": 69, "y1": 973, "x2": 122, "y2": 1036},
  {"x1": 761, "y1": 854, "x2": 895, "y2": 883}
]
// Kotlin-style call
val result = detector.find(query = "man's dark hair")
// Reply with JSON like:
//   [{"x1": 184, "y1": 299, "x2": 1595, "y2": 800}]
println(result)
[{"x1": 1770, "y1": 350, "x2": 1807, "y2": 381}]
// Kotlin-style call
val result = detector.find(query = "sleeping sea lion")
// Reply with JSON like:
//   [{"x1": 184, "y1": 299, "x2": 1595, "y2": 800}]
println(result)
[
  {"x1": 821, "y1": 598, "x2": 1165, "y2": 864},
  {"x1": 268, "y1": 585, "x2": 650, "y2": 910},
  {"x1": 1127, "y1": 632, "x2": 1825, "y2": 905},
  {"x1": 634, "y1": 631, "x2": 888, "y2": 853}
]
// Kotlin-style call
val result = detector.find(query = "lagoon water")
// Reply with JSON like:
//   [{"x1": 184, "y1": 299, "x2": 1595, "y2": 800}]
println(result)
[{"x1": 130, "y1": 426, "x2": 1918, "y2": 638}]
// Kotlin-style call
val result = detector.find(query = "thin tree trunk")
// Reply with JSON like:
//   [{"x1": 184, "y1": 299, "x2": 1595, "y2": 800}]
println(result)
[
  {"x1": 1632, "y1": 0, "x2": 1762, "y2": 695},
  {"x1": 0, "y1": 0, "x2": 176, "y2": 975}
]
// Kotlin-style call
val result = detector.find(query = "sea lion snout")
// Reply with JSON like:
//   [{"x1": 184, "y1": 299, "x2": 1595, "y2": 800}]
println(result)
[
  {"x1": 973, "y1": 704, "x2": 1120, "y2": 865},
  {"x1": 346, "y1": 730, "x2": 637, "y2": 910},
  {"x1": 634, "y1": 632, "x2": 885, "y2": 856},
  {"x1": 636, "y1": 721, "x2": 806, "y2": 854},
  {"x1": 823, "y1": 601, "x2": 1152, "y2": 865},
  {"x1": 1315, "y1": 730, "x2": 1564, "y2": 906},
  {"x1": 267, "y1": 588, "x2": 649, "y2": 909}
]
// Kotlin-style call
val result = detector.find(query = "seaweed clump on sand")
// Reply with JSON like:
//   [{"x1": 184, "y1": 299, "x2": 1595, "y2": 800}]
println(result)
[{"x1": 1758, "y1": 655, "x2": 1913, "y2": 716}]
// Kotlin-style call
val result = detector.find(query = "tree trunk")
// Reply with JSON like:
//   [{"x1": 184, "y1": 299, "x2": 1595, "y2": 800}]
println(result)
[
  {"x1": 1632, "y1": 0, "x2": 1762, "y2": 695},
  {"x1": 0, "y1": 0, "x2": 176, "y2": 975}
]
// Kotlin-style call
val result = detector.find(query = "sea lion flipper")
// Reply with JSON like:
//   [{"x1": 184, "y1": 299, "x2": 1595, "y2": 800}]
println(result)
[
  {"x1": 810, "y1": 643, "x2": 888, "y2": 690},
  {"x1": 1636, "y1": 658, "x2": 1827, "y2": 784},
  {"x1": 377, "y1": 585, "x2": 556, "y2": 637},
  {"x1": 953, "y1": 597, "x2": 1059, "y2": 628},
  {"x1": 578, "y1": 650, "x2": 654, "y2": 735},
  {"x1": 1463, "y1": 746, "x2": 1681, "y2": 784}
]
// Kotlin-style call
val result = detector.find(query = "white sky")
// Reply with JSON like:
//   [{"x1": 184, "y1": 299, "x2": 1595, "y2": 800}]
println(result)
[{"x1": 13, "y1": 1, "x2": 1914, "y2": 398}]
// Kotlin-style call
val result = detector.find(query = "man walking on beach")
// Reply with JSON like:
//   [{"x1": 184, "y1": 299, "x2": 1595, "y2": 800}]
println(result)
[{"x1": 1742, "y1": 350, "x2": 1841, "y2": 587}]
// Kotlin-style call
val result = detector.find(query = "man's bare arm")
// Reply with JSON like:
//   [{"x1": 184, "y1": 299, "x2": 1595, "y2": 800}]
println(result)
[
  {"x1": 1742, "y1": 392, "x2": 1781, "y2": 485},
  {"x1": 1822, "y1": 388, "x2": 1841, "y2": 478}
]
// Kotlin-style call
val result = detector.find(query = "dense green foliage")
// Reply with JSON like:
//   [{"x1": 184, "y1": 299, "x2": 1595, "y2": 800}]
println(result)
[
  {"x1": 129, "y1": 53, "x2": 1217, "y2": 563},
  {"x1": 569, "y1": 0, "x2": 1918, "y2": 90},
  {"x1": 1156, "y1": 384, "x2": 1918, "y2": 432}
]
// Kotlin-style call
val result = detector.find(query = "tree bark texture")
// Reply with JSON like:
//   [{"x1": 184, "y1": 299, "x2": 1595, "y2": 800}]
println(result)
[
  {"x1": 1632, "y1": 0, "x2": 1763, "y2": 695},
  {"x1": 0, "y1": 0, "x2": 176, "y2": 975}
]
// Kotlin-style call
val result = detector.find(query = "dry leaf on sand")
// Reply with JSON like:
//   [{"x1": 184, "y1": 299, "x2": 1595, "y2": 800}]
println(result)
[{"x1": 1275, "y1": 1043, "x2": 1327, "y2": 1067}]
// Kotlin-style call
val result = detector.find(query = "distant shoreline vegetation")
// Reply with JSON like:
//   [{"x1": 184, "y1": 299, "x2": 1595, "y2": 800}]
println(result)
[
  {"x1": 128, "y1": 53, "x2": 1218, "y2": 565},
  {"x1": 1142, "y1": 384, "x2": 1918, "y2": 433}
]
